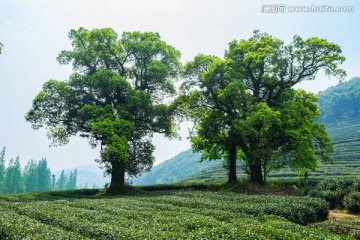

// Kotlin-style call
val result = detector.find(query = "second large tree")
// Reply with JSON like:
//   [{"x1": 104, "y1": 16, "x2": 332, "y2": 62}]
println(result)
[{"x1": 178, "y1": 31, "x2": 345, "y2": 184}]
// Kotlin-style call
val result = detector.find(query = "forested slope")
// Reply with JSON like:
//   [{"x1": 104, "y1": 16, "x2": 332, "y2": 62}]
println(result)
[{"x1": 318, "y1": 77, "x2": 360, "y2": 124}]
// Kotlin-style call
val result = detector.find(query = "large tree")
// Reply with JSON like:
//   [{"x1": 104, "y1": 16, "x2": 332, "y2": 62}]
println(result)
[
  {"x1": 26, "y1": 28, "x2": 181, "y2": 194},
  {"x1": 178, "y1": 31, "x2": 345, "y2": 184}
]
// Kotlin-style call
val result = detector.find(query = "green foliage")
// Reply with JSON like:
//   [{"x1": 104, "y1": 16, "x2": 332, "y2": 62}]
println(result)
[
  {"x1": 0, "y1": 190, "x2": 346, "y2": 239},
  {"x1": 343, "y1": 192, "x2": 360, "y2": 213},
  {"x1": 178, "y1": 31, "x2": 343, "y2": 184},
  {"x1": 26, "y1": 28, "x2": 181, "y2": 193}
]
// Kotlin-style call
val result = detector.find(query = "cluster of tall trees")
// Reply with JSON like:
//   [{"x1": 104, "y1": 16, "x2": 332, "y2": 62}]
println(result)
[
  {"x1": 25, "y1": 28, "x2": 346, "y2": 193},
  {"x1": 0, "y1": 147, "x2": 77, "y2": 194}
]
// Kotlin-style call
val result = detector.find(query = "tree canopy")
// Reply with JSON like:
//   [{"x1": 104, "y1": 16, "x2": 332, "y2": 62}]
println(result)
[
  {"x1": 177, "y1": 31, "x2": 345, "y2": 184},
  {"x1": 26, "y1": 28, "x2": 181, "y2": 194}
]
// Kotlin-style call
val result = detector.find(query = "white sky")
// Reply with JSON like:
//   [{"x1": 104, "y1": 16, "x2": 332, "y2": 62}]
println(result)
[{"x1": 0, "y1": 0, "x2": 359, "y2": 171}]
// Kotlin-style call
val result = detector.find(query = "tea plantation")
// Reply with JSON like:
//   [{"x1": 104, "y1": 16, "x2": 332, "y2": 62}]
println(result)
[{"x1": 0, "y1": 190, "x2": 353, "y2": 239}]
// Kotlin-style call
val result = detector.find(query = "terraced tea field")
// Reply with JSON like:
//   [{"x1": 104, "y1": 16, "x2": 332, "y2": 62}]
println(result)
[
  {"x1": 180, "y1": 116, "x2": 360, "y2": 183},
  {"x1": 0, "y1": 190, "x2": 352, "y2": 239}
]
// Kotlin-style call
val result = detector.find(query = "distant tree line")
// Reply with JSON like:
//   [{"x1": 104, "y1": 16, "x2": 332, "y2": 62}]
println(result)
[
  {"x1": 55, "y1": 169, "x2": 77, "y2": 191},
  {"x1": 0, "y1": 146, "x2": 77, "y2": 194}
]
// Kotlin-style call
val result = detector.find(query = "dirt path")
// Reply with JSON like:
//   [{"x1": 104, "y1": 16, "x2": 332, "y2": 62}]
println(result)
[{"x1": 329, "y1": 210, "x2": 358, "y2": 220}]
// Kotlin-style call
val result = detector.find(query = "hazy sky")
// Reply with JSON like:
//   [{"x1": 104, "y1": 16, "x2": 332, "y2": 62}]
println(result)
[{"x1": 0, "y1": 0, "x2": 359, "y2": 171}]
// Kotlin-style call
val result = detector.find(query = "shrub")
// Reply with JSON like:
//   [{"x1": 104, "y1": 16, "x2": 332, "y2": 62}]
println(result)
[{"x1": 343, "y1": 192, "x2": 360, "y2": 213}]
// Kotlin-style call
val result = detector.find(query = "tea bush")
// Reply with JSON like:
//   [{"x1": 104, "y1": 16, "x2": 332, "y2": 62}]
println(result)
[{"x1": 343, "y1": 192, "x2": 360, "y2": 213}]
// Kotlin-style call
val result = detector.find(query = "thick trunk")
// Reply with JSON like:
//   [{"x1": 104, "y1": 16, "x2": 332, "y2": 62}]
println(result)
[
  {"x1": 249, "y1": 158, "x2": 264, "y2": 185},
  {"x1": 107, "y1": 161, "x2": 126, "y2": 195},
  {"x1": 227, "y1": 145, "x2": 238, "y2": 183}
]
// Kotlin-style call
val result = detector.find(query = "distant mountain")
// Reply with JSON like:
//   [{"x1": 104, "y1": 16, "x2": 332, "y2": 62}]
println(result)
[
  {"x1": 132, "y1": 150, "x2": 220, "y2": 185},
  {"x1": 54, "y1": 165, "x2": 110, "y2": 188}
]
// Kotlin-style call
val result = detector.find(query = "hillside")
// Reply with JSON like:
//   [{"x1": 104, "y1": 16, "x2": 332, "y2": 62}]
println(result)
[
  {"x1": 135, "y1": 77, "x2": 360, "y2": 184},
  {"x1": 132, "y1": 150, "x2": 219, "y2": 185}
]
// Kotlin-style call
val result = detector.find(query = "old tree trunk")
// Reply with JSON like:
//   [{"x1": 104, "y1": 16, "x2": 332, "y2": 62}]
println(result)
[
  {"x1": 107, "y1": 162, "x2": 126, "y2": 195},
  {"x1": 227, "y1": 145, "x2": 238, "y2": 183}
]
